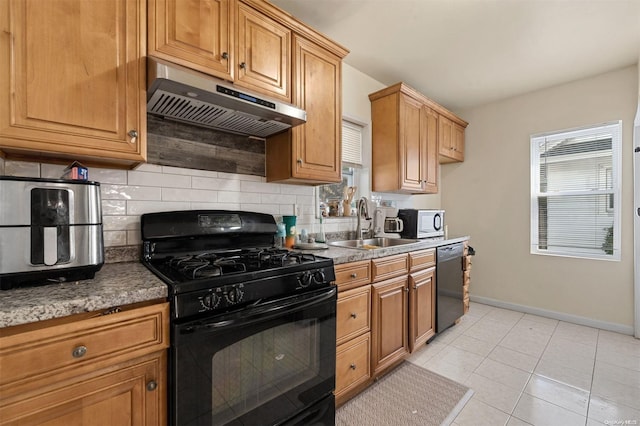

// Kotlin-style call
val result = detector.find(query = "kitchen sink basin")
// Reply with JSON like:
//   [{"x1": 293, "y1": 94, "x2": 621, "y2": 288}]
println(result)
[{"x1": 329, "y1": 237, "x2": 419, "y2": 250}]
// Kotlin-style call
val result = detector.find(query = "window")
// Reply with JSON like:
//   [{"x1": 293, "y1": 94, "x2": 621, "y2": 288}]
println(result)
[
  {"x1": 317, "y1": 119, "x2": 364, "y2": 217},
  {"x1": 530, "y1": 121, "x2": 621, "y2": 260}
]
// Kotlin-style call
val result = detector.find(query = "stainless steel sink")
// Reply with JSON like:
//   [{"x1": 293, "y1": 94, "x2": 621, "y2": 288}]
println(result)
[{"x1": 329, "y1": 237, "x2": 419, "y2": 250}]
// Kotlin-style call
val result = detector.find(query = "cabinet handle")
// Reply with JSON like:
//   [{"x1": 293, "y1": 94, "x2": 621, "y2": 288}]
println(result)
[
  {"x1": 146, "y1": 380, "x2": 158, "y2": 391},
  {"x1": 350, "y1": 273, "x2": 357, "y2": 278},
  {"x1": 128, "y1": 129, "x2": 138, "y2": 143},
  {"x1": 239, "y1": 62, "x2": 246, "y2": 69},
  {"x1": 221, "y1": 52, "x2": 228, "y2": 60},
  {"x1": 350, "y1": 312, "x2": 357, "y2": 319},
  {"x1": 72, "y1": 345, "x2": 87, "y2": 358},
  {"x1": 350, "y1": 363, "x2": 356, "y2": 370}
]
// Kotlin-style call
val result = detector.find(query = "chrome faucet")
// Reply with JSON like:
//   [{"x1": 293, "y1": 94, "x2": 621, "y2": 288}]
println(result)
[{"x1": 356, "y1": 197, "x2": 371, "y2": 240}]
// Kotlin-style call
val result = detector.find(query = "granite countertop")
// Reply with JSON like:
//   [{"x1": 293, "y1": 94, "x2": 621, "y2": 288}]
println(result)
[
  {"x1": 0, "y1": 262, "x2": 167, "y2": 328},
  {"x1": 302, "y1": 235, "x2": 470, "y2": 264},
  {"x1": 0, "y1": 236, "x2": 469, "y2": 329}
]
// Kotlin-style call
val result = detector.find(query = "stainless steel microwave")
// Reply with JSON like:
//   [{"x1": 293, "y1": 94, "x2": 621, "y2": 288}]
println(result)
[{"x1": 398, "y1": 209, "x2": 445, "y2": 239}]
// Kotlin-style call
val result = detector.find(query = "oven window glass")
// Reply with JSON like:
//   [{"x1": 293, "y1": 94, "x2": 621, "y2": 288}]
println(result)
[{"x1": 212, "y1": 319, "x2": 319, "y2": 424}]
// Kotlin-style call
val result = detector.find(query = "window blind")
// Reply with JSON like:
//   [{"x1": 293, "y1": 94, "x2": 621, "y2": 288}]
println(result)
[
  {"x1": 342, "y1": 120, "x2": 363, "y2": 165},
  {"x1": 530, "y1": 122, "x2": 621, "y2": 260}
]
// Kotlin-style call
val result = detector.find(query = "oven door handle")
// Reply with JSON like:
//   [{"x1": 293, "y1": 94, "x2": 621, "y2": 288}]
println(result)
[{"x1": 183, "y1": 287, "x2": 336, "y2": 332}]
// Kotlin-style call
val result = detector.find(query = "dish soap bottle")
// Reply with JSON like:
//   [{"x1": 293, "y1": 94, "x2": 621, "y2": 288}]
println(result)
[{"x1": 316, "y1": 217, "x2": 326, "y2": 243}]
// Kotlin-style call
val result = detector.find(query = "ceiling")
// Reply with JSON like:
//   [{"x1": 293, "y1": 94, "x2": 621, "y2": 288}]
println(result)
[{"x1": 270, "y1": 0, "x2": 640, "y2": 111}]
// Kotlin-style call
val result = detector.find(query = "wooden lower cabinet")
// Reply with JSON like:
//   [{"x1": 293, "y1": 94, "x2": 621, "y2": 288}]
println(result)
[
  {"x1": 0, "y1": 352, "x2": 166, "y2": 426},
  {"x1": 371, "y1": 275, "x2": 409, "y2": 377},
  {"x1": 0, "y1": 302, "x2": 169, "y2": 426},
  {"x1": 335, "y1": 332, "x2": 371, "y2": 406},
  {"x1": 409, "y1": 266, "x2": 436, "y2": 352}
]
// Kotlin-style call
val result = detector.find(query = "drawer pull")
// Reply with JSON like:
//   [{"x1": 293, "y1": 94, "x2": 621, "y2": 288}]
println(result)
[
  {"x1": 350, "y1": 312, "x2": 357, "y2": 319},
  {"x1": 350, "y1": 273, "x2": 357, "y2": 278},
  {"x1": 350, "y1": 363, "x2": 356, "y2": 370},
  {"x1": 147, "y1": 380, "x2": 158, "y2": 392},
  {"x1": 72, "y1": 345, "x2": 87, "y2": 358}
]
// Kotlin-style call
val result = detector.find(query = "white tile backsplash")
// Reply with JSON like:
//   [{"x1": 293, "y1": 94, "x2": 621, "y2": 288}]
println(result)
[{"x1": 2, "y1": 160, "x2": 340, "y2": 247}]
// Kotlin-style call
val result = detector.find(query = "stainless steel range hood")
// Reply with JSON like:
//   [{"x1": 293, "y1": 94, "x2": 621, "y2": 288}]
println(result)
[{"x1": 147, "y1": 58, "x2": 306, "y2": 138}]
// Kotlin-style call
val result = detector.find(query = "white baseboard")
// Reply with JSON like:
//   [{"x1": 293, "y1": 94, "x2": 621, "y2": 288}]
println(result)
[{"x1": 470, "y1": 295, "x2": 635, "y2": 336}]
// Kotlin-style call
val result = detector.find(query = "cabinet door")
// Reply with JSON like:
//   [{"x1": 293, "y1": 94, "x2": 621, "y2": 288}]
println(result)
[
  {"x1": 236, "y1": 1, "x2": 290, "y2": 101},
  {"x1": 371, "y1": 276, "x2": 409, "y2": 376},
  {"x1": 0, "y1": 0, "x2": 146, "y2": 166},
  {"x1": 0, "y1": 352, "x2": 166, "y2": 426},
  {"x1": 422, "y1": 106, "x2": 439, "y2": 193},
  {"x1": 291, "y1": 35, "x2": 341, "y2": 182},
  {"x1": 148, "y1": 0, "x2": 233, "y2": 81},
  {"x1": 438, "y1": 114, "x2": 464, "y2": 163},
  {"x1": 409, "y1": 266, "x2": 436, "y2": 352},
  {"x1": 399, "y1": 94, "x2": 424, "y2": 192},
  {"x1": 452, "y1": 121, "x2": 465, "y2": 161},
  {"x1": 438, "y1": 115, "x2": 454, "y2": 156}
]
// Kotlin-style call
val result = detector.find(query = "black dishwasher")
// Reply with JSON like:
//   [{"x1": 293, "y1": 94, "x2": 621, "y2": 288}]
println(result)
[{"x1": 436, "y1": 243, "x2": 465, "y2": 333}]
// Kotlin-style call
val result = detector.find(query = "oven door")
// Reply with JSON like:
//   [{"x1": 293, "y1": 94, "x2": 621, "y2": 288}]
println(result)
[{"x1": 172, "y1": 286, "x2": 337, "y2": 426}]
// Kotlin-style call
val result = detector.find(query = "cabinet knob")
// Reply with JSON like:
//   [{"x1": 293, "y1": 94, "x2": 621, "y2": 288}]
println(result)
[
  {"x1": 404, "y1": 287, "x2": 409, "y2": 292},
  {"x1": 239, "y1": 62, "x2": 246, "y2": 69},
  {"x1": 350, "y1": 363, "x2": 356, "y2": 370},
  {"x1": 296, "y1": 158, "x2": 303, "y2": 164},
  {"x1": 350, "y1": 273, "x2": 357, "y2": 278},
  {"x1": 413, "y1": 285, "x2": 417, "y2": 290},
  {"x1": 72, "y1": 345, "x2": 87, "y2": 358},
  {"x1": 350, "y1": 312, "x2": 357, "y2": 319},
  {"x1": 128, "y1": 129, "x2": 138, "y2": 143},
  {"x1": 221, "y1": 52, "x2": 228, "y2": 60},
  {"x1": 146, "y1": 380, "x2": 158, "y2": 391}
]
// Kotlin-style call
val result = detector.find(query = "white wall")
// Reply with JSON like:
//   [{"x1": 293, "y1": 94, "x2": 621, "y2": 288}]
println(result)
[{"x1": 442, "y1": 65, "x2": 638, "y2": 330}]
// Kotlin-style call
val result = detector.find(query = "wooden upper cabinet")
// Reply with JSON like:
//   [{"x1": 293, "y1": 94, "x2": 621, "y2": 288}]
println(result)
[
  {"x1": 148, "y1": 0, "x2": 234, "y2": 81},
  {"x1": 422, "y1": 106, "x2": 439, "y2": 192},
  {"x1": 438, "y1": 114, "x2": 465, "y2": 163},
  {"x1": 235, "y1": 1, "x2": 290, "y2": 101},
  {"x1": 265, "y1": 35, "x2": 343, "y2": 184},
  {"x1": 369, "y1": 84, "x2": 439, "y2": 194},
  {"x1": 0, "y1": 0, "x2": 146, "y2": 167},
  {"x1": 399, "y1": 94, "x2": 424, "y2": 192}
]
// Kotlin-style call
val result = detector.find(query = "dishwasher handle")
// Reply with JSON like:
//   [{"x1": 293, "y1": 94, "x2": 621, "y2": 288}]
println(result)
[{"x1": 437, "y1": 243, "x2": 464, "y2": 262}]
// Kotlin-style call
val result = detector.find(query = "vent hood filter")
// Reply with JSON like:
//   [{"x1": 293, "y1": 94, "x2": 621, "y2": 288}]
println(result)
[{"x1": 147, "y1": 58, "x2": 306, "y2": 138}]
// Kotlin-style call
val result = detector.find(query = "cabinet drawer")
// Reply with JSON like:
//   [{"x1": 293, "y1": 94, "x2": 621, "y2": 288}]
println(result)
[
  {"x1": 336, "y1": 332, "x2": 370, "y2": 397},
  {"x1": 0, "y1": 303, "x2": 169, "y2": 394},
  {"x1": 334, "y1": 260, "x2": 371, "y2": 291},
  {"x1": 371, "y1": 254, "x2": 408, "y2": 282},
  {"x1": 463, "y1": 255, "x2": 473, "y2": 270},
  {"x1": 409, "y1": 248, "x2": 436, "y2": 272},
  {"x1": 337, "y1": 285, "x2": 371, "y2": 346}
]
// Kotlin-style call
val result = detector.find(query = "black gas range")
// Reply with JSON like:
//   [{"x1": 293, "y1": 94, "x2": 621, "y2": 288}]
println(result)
[{"x1": 141, "y1": 210, "x2": 337, "y2": 426}]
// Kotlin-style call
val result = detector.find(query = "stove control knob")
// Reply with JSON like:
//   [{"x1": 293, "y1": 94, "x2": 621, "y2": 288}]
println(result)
[
  {"x1": 201, "y1": 293, "x2": 219, "y2": 310},
  {"x1": 298, "y1": 271, "x2": 313, "y2": 288},
  {"x1": 225, "y1": 286, "x2": 244, "y2": 304},
  {"x1": 313, "y1": 270, "x2": 326, "y2": 285}
]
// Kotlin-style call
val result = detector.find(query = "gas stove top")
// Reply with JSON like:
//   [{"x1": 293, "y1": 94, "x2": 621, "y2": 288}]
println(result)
[{"x1": 140, "y1": 210, "x2": 336, "y2": 319}]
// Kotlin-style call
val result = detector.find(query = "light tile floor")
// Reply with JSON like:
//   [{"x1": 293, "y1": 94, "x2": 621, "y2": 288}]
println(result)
[{"x1": 406, "y1": 302, "x2": 640, "y2": 426}]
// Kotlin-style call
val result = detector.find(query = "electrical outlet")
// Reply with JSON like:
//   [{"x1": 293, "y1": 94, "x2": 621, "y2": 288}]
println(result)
[{"x1": 294, "y1": 204, "x2": 302, "y2": 217}]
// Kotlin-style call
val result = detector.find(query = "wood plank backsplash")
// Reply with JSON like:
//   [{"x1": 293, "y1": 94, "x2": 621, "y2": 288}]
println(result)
[{"x1": 147, "y1": 115, "x2": 266, "y2": 176}]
